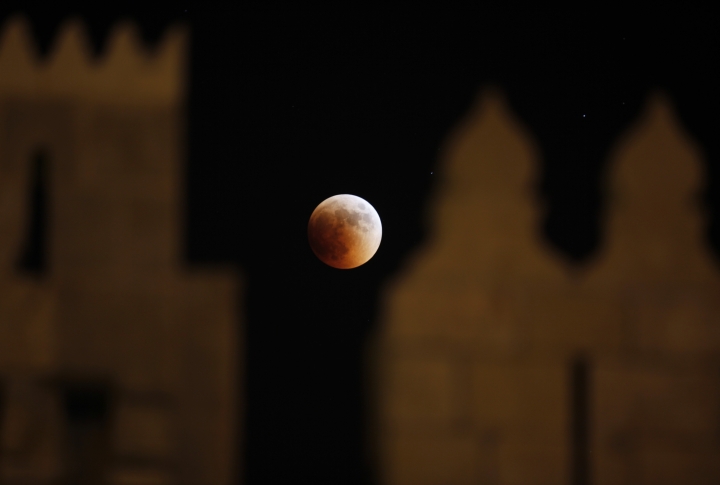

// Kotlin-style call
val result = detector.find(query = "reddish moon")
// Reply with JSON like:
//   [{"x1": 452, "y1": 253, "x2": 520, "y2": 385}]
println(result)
[{"x1": 308, "y1": 194, "x2": 382, "y2": 269}]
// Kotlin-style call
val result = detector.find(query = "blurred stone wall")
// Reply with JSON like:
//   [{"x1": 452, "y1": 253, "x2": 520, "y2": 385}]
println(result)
[
  {"x1": 372, "y1": 89, "x2": 720, "y2": 484},
  {"x1": 0, "y1": 17, "x2": 240, "y2": 485}
]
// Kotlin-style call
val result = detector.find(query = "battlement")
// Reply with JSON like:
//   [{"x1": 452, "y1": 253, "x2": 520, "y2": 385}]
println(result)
[{"x1": 0, "y1": 16, "x2": 187, "y2": 106}]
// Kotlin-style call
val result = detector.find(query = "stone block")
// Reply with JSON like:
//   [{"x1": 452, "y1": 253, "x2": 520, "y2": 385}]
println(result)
[
  {"x1": 55, "y1": 283, "x2": 174, "y2": 389},
  {"x1": 470, "y1": 362, "x2": 568, "y2": 484},
  {"x1": 496, "y1": 435, "x2": 567, "y2": 485},
  {"x1": 108, "y1": 469, "x2": 172, "y2": 485},
  {"x1": 0, "y1": 376, "x2": 64, "y2": 483},
  {"x1": 382, "y1": 434, "x2": 481, "y2": 485},
  {"x1": 595, "y1": 442, "x2": 720, "y2": 485},
  {"x1": 471, "y1": 361, "x2": 567, "y2": 434},
  {"x1": 379, "y1": 355, "x2": 462, "y2": 431},
  {"x1": 384, "y1": 281, "x2": 527, "y2": 354},
  {"x1": 594, "y1": 361, "x2": 720, "y2": 484},
  {"x1": 113, "y1": 402, "x2": 172, "y2": 459},
  {"x1": 172, "y1": 270, "x2": 238, "y2": 485},
  {"x1": 631, "y1": 289, "x2": 720, "y2": 355},
  {"x1": 526, "y1": 288, "x2": 625, "y2": 354},
  {"x1": 0, "y1": 279, "x2": 55, "y2": 369}
]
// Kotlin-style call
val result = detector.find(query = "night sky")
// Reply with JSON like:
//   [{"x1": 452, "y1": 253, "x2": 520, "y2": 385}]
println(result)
[{"x1": 2, "y1": 5, "x2": 719, "y2": 484}]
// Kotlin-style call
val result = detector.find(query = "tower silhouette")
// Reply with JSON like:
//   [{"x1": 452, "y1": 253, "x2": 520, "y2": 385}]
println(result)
[
  {"x1": 373, "y1": 89, "x2": 720, "y2": 485},
  {"x1": 0, "y1": 17, "x2": 239, "y2": 485}
]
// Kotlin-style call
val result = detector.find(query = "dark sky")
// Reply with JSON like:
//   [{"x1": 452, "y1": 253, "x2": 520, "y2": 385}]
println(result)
[{"x1": 2, "y1": 5, "x2": 719, "y2": 484}]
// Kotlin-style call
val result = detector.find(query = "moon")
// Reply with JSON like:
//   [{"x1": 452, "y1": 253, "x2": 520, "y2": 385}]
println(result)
[{"x1": 308, "y1": 194, "x2": 382, "y2": 269}]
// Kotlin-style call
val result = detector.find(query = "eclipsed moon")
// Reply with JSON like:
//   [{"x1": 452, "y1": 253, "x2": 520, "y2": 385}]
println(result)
[{"x1": 308, "y1": 194, "x2": 382, "y2": 269}]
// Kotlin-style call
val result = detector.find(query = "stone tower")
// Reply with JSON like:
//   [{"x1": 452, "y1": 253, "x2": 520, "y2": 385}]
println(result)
[
  {"x1": 0, "y1": 17, "x2": 239, "y2": 485},
  {"x1": 585, "y1": 93, "x2": 720, "y2": 485},
  {"x1": 373, "y1": 89, "x2": 720, "y2": 484}
]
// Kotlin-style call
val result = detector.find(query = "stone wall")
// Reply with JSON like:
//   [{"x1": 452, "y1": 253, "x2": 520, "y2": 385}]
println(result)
[
  {"x1": 0, "y1": 17, "x2": 240, "y2": 485},
  {"x1": 372, "y1": 89, "x2": 720, "y2": 485}
]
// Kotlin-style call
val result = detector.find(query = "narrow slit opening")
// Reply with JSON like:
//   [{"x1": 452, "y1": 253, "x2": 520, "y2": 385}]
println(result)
[
  {"x1": 571, "y1": 357, "x2": 590, "y2": 485},
  {"x1": 17, "y1": 148, "x2": 48, "y2": 275}
]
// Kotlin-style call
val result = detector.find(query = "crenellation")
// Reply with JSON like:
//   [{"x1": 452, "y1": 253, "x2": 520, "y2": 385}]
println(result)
[{"x1": 0, "y1": 16, "x2": 186, "y2": 106}]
